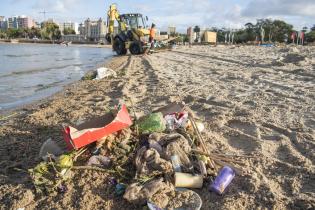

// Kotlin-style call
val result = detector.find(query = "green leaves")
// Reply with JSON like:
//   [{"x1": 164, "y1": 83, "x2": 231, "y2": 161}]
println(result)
[{"x1": 41, "y1": 22, "x2": 61, "y2": 40}]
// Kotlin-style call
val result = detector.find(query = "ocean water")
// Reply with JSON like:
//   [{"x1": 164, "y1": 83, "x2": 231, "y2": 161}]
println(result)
[{"x1": 0, "y1": 43, "x2": 114, "y2": 111}]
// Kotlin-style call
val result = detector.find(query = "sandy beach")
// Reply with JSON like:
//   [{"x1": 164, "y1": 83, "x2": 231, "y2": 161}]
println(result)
[{"x1": 0, "y1": 45, "x2": 314, "y2": 209}]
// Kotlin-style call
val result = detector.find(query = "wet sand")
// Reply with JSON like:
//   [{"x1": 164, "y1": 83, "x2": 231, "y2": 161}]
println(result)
[{"x1": 0, "y1": 45, "x2": 314, "y2": 209}]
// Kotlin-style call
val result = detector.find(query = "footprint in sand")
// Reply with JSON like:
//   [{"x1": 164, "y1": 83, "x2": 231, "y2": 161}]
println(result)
[
  {"x1": 228, "y1": 119, "x2": 261, "y2": 138},
  {"x1": 224, "y1": 119, "x2": 261, "y2": 153},
  {"x1": 226, "y1": 135, "x2": 260, "y2": 153}
]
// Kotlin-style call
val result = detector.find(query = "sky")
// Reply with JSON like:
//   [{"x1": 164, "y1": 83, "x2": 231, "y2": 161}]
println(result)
[{"x1": 1, "y1": 0, "x2": 314, "y2": 31}]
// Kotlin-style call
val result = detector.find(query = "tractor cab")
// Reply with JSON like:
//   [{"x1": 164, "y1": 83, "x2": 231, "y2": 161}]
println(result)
[
  {"x1": 119, "y1": 14, "x2": 150, "y2": 38},
  {"x1": 119, "y1": 13, "x2": 147, "y2": 30}
]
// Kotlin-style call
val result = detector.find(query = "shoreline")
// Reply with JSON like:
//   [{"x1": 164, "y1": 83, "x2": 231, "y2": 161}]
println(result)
[
  {"x1": 0, "y1": 52, "x2": 126, "y2": 125},
  {"x1": 0, "y1": 53, "x2": 115, "y2": 118},
  {"x1": 0, "y1": 39, "x2": 112, "y2": 48}
]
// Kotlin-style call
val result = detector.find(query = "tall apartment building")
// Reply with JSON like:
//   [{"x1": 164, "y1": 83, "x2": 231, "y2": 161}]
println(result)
[
  {"x1": 168, "y1": 26, "x2": 176, "y2": 35},
  {"x1": 7, "y1": 16, "x2": 35, "y2": 29},
  {"x1": 59, "y1": 21, "x2": 79, "y2": 34},
  {"x1": 79, "y1": 18, "x2": 106, "y2": 41},
  {"x1": 8, "y1": 16, "x2": 18, "y2": 29},
  {"x1": 19, "y1": 16, "x2": 35, "y2": 28}
]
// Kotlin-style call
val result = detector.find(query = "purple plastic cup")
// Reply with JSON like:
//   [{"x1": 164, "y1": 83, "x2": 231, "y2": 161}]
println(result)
[{"x1": 210, "y1": 166, "x2": 235, "y2": 195}]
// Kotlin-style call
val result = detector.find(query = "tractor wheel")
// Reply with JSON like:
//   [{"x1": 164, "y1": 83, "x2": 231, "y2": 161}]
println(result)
[
  {"x1": 113, "y1": 38, "x2": 127, "y2": 55},
  {"x1": 129, "y1": 42, "x2": 143, "y2": 55}
]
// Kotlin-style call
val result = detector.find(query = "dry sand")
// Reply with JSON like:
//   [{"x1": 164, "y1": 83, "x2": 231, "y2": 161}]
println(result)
[{"x1": 0, "y1": 45, "x2": 314, "y2": 209}]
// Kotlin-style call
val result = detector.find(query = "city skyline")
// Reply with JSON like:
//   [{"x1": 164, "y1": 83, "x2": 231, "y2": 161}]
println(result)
[{"x1": 1, "y1": 0, "x2": 315, "y2": 31}]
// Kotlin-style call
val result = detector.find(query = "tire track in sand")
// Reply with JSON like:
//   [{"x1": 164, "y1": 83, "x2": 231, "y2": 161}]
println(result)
[{"x1": 120, "y1": 55, "x2": 162, "y2": 115}]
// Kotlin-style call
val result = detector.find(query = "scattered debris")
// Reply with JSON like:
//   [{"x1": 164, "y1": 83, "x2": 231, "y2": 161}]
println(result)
[
  {"x1": 95, "y1": 67, "x2": 117, "y2": 80},
  {"x1": 81, "y1": 70, "x2": 97, "y2": 80},
  {"x1": 115, "y1": 183, "x2": 127, "y2": 196},
  {"x1": 39, "y1": 138, "x2": 64, "y2": 160},
  {"x1": 63, "y1": 104, "x2": 132, "y2": 150},
  {"x1": 138, "y1": 112, "x2": 166, "y2": 134},
  {"x1": 30, "y1": 103, "x2": 248, "y2": 208},
  {"x1": 175, "y1": 172, "x2": 203, "y2": 188},
  {"x1": 124, "y1": 178, "x2": 173, "y2": 205},
  {"x1": 87, "y1": 155, "x2": 111, "y2": 167},
  {"x1": 210, "y1": 166, "x2": 235, "y2": 195}
]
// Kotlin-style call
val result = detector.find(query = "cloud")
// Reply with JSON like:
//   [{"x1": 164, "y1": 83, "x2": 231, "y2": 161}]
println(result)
[
  {"x1": 149, "y1": 0, "x2": 249, "y2": 31},
  {"x1": 32, "y1": 0, "x2": 81, "y2": 13},
  {"x1": 10, "y1": 0, "x2": 24, "y2": 3},
  {"x1": 149, "y1": 0, "x2": 314, "y2": 31},
  {"x1": 242, "y1": 0, "x2": 315, "y2": 17}
]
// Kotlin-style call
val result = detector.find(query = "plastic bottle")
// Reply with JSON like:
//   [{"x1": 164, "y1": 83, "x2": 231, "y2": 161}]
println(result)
[{"x1": 171, "y1": 155, "x2": 181, "y2": 172}]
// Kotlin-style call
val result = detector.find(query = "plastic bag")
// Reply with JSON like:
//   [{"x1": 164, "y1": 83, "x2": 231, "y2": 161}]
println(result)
[{"x1": 138, "y1": 112, "x2": 166, "y2": 134}]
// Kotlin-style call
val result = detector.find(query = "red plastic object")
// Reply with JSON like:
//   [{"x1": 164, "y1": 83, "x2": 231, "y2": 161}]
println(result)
[{"x1": 63, "y1": 104, "x2": 132, "y2": 150}]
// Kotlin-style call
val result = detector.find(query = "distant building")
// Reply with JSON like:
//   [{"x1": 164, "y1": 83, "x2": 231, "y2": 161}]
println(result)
[
  {"x1": 187, "y1": 27, "x2": 193, "y2": 43},
  {"x1": 18, "y1": 16, "x2": 35, "y2": 29},
  {"x1": 79, "y1": 18, "x2": 106, "y2": 41},
  {"x1": 168, "y1": 26, "x2": 176, "y2": 35},
  {"x1": 7, "y1": 16, "x2": 35, "y2": 29},
  {"x1": 8, "y1": 16, "x2": 18, "y2": 29},
  {"x1": 61, "y1": 34, "x2": 85, "y2": 42},
  {"x1": 0, "y1": 16, "x2": 7, "y2": 30},
  {"x1": 59, "y1": 21, "x2": 79, "y2": 35},
  {"x1": 155, "y1": 29, "x2": 168, "y2": 41}
]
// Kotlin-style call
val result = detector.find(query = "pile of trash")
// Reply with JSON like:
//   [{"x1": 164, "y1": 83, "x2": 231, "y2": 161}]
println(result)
[{"x1": 30, "y1": 102, "x2": 245, "y2": 209}]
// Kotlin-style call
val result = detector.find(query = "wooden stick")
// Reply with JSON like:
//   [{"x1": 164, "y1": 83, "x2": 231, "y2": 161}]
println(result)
[
  {"x1": 211, "y1": 152, "x2": 256, "y2": 159},
  {"x1": 212, "y1": 159, "x2": 243, "y2": 175},
  {"x1": 192, "y1": 149, "x2": 245, "y2": 165},
  {"x1": 74, "y1": 147, "x2": 88, "y2": 161},
  {"x1": 192, "y1": 149, "x2": 243, "y2": 175},
  {"x1": 188, "y1": 114, "x2": 217, "y2": 171}
]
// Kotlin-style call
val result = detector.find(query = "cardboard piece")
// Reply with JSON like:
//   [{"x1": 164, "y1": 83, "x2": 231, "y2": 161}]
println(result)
[
  {"x1": 153, "y1": 102, "x2": 185, "y2": 116},
  {"x1": 204, "y1": 31, "x2": 217, "y2": 44},
  {"x1": 63, "y1": 104, "x2": 132, "y2": 150}
]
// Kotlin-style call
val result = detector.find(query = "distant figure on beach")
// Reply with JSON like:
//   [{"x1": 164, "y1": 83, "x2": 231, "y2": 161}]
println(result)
[
  {"x1": 291, "y1": 32, "x2": 296, "y2": 44},
  {"x1": 149, "y1": 23, "x2": 156, "y2": 53},
  {"x1": 300, "y1": 31, "x2": 305, "y2": 45},
  {"x1": 297, "y1": 31, "x2": 305, "y2": 45},
  {"x1": 260, "y1": 27, "x2": 265, "y2": 43}
]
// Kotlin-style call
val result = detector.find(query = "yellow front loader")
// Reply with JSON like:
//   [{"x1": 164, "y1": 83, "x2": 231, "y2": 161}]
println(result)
[{"x1": 106, "y1": 4, "x2": 150, "y2": 55}]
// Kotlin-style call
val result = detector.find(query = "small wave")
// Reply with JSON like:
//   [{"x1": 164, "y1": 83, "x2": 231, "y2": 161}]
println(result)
[
  {"x1": 0, "y1": 64, "x2": 84, "y2": 78},
  {"x1": 5, "y1": 53, "x2": 39, "y2": 58},
  {"x1": 55, "y1": 58, "x2": 75, "y2": 61},
  {"x1": 35, "y1": 81, "x2": 65, "y2": 92}
]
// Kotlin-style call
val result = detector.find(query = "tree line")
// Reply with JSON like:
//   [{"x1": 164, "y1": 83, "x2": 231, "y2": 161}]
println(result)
[
  {"x1": 0, "y1": 22, "x2": 76, "y2": 40},
  {"x1": 189, "y1": 19, "x2": 315, "y2": 44}
]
